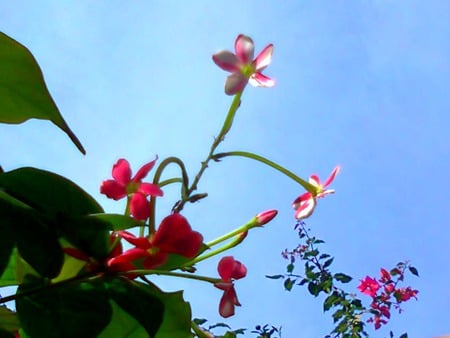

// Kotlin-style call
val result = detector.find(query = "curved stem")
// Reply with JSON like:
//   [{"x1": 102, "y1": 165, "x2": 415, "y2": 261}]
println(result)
[
  {"x1": 149, "y1": 157, "x2": 190, "y2": 233},
  {"x1": 173, "y1": 92, "x2": 243, "y2": 213},
  {"x1": 214, "y1": 151, "x2": 317, "y2": 193}
]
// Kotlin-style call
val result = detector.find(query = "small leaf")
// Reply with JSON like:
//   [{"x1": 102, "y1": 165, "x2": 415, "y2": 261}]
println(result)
[
  {"x1": 284, "y1": 278, "x2": 294, "y2": 291},
  {"x1": 408, "y1": 266, "x2": 419, "y2": 277},
  {"x1": 334, "y1": 273, "x2": 352, "y2": 283},
  {"x1": 265, "y1": 275, "x2": 284, "y2": 280},
  {"x1": 286, "y1": 263, "x2": 294, "y2": 273},
  {"x1": 0, "y1": 307, "x2": 20, "y2": 334},
  {"x1": 399, "y1": 334, "x2": 408, "y2": 338},
  {"x1": 323, "y1": 258, "x2": 334, "y2": 268},
  {"x1": 0, "y1": 32, "x2": 85, "y2": 153},
  {"x1": 307, "y1": 282, "x2": 320, "y2": 297}
]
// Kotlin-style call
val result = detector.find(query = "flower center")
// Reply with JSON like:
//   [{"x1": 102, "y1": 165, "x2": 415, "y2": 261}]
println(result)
[{"x1": 241, "y1": 64, "x2": 255, "y2": 78}]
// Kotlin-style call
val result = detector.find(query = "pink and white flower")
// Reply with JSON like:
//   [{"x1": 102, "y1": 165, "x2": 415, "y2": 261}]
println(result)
[
  {"x1": 213, "y1": 34, "x2": 274, "y2": 95},
  {"x1": 292, "y1": 166, "x2": 340, "y2": 220}
]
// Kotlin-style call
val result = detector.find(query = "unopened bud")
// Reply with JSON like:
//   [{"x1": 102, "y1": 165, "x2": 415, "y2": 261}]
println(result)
[{"x1": 255, "y1": 209, "x2": 278, "y2": 226}]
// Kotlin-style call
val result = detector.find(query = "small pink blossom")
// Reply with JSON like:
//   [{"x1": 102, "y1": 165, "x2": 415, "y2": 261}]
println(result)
[
  {"x1": 100, "y1": 158, "x2": 163, "y2": 220},
  {"x1": 255, "y1": 209, "x2": 278, "y2": 226},
  {"x1": 214, "y1": 256, "x2": 247, "y2": 318},
  {"x1": 357, "y1": 276, "x2": 381, "y2": 297},
  {"x1": 292, "y1": 166, "x2": 340, "y2": 220},
  {"x1": 213, "y1": 34, "x2": 274, "y2": 95}
]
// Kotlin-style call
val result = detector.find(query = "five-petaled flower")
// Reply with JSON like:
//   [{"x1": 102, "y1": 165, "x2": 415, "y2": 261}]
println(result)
[
  {"x1": 107, "y1": 213, "x2": 203, "y2": 271},
  {"x1": 292, "y1": 166, "x2": 340, "y2": 220},
  {"x1": 357, "y1": 276, "x2": 381, "y2": 297},
  {"x1": 214, "y1": 256, "x2": 247, "y2": 318},
  {"x1": 213, "y1": 34, "x2": 274, "y2": 95},
  {"x1": 100, "y1": 158, "x2": 163, "y2": 220}
]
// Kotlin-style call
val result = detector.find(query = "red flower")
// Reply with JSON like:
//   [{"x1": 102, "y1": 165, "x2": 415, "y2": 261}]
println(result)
[
  {"x1": 292, "y1": 166, "x2": 340, "y2": 220},
  {"x1": 380, "y1": 268, "x2": 391, "y2": 283},
  {"x1": 108, "y1": 214, "x2": 203, "y2": 271},
  {"x1": 213, "y1": 34, "x2": 274, "y2": 95},
  {"x1": 100, "y1": 158, "x2": 163, "y2": 220},
  {"x1": 214, "y1": 256, "x2": 247, "y2": 318},
  {"x1": 357, "y1": 276, "x2": 381, "y2": 297},
  {"x1": 395, "y1": 287, "x2": 418, "y2": 302}
]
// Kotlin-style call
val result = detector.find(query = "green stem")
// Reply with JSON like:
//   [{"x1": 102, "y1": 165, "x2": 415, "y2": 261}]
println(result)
[
  {"x1": 129, "y1": 269, "x2": 220, "y2": 284},
  {"x1": 150, "y1": 157, "x2": 190, "y2": 233},
  {"x1": 159, "y1": 177, "x2": 183, "y2": 187},
  {"x1": 214, "y1": 151, "x2": 318, "y2": 193},
  {"x1": 206, "y1": 222, "x2": 251, "y2": 248},
  {"x1": 191, "y1": 321, "x2": 213, "y2": 338},
  {"x1": 186, "y1": 231, "x2": 247, "y2": 267},
  {"x1": 173, "y1": 92, "x2": 243, "y2": 213}
]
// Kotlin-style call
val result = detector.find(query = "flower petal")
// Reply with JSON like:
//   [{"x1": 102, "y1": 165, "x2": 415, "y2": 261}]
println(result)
[
  {"x1": 117, "y1": 230, "x2": 151, "y2": 249},
  {"x1": 292, "y1": 192, "x2": 312, "y2": 210},
  {"x1": 253, "y1": 44, "x2": 273, "y2": 71},
  {"x1": 294, "y1": 197, "x2": 317, "y2": 220},
  {"x1": 217, "y1": 284, "x2": 240, "y2": 318},
  {"x1": 234, "y1": 34, "x2": 254, "y2": 64},
  {"x1": 130, "y1": 193, "x2": 150, "y2": 220},
  {"x1": 309, "y1": 174, "x2": 321, "y2": 187},
  {"x1": 112, "y1": 159, "x2": 132, "y2": 185},
  {"x1": 212, "y1": 51, "x2": 241, "y2": 72},
  {"x1": 142, "y1": 252, "x2": 167, "y2": 269},
  {"x1": 138, "y1": 182, "x2": 163, "y2": 197},
  {"x1": 100, "y1": 180, "x2": 127, "y2": 200},
  {"x1": 225, "y1": 73, "x2": 248, "y2": 95},
  {"x1": 248, "y1": 72, "x2": 275, "y2": 88},
  {"x1": 322, "y1": 166, "x2": 341, "y2": 188},
  {"x1": 152, "y1": 214, "x2": 203, "y2": 258},
  {"x1": 132, "y1": 156, "x2": 158, "y2": 182},
  {"x1": 218, "y1": 256, "x2": 247, "y2": 281}
]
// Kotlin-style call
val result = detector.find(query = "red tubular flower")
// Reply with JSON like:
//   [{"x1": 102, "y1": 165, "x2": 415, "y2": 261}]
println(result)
[
  {"x1": 292, "y1": 166, "x2": 340, "y2": 220},
  {"x1": 100, "y1": 158, "x2": 163, "y2": 220},
  {"x1": 357, "y1": 276, "x2": 381, "y2": 297},
  {"x1": 214, "y1": 256, "x2": 247, "y2": 318},
  {"x1": 213, "y1": 34, "x2": 274, "y2": 95},
  {"x1": 107, "y1": 214, "x2": 203, "y2": 271}
]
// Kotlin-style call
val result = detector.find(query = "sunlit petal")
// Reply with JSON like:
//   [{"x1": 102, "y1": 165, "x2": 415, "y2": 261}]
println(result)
[{"x1": 235, "y1": 34, "x2": 255, "y2": 64}]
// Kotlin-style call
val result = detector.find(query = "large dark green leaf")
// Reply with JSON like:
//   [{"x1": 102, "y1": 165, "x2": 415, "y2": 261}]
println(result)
[
  {"x1": 16, "y1": 276, "x2": 112, "y2": 338},
  {"x1": 106, "y1": 278, "x2": 164, "y2": 337},
  {"x1": 0, "y1": 32, "x2": 85, "y2": 153},
  {"x1": 0, "y1": 192, "x2": 63, "y2": 278},
  {"x1": 0, "y1": 307, "x2": 19, "y2": 335},
  {"x1": 0, "y1": 167, "x2": 103, "y2": 218},
  {"x1": 99, "y1": 300, "x2": 148, "y2": 338}
]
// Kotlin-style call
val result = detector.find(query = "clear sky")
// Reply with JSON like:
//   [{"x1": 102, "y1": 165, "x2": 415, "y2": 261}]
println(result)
[{"x1": 1, "y1": 1, "x2": 449, "y2": 337}]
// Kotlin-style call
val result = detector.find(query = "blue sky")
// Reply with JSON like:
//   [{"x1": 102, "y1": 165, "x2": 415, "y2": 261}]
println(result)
[{"x1": 1, "y1": 1, "x2": 449, "y2": 337}]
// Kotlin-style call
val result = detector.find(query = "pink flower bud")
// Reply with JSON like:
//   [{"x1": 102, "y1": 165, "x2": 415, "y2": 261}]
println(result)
[{"x1": 255, "y1": 209, "x2": 278, "y2": 226}]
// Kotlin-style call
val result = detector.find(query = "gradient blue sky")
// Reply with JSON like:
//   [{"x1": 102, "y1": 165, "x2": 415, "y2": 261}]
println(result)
[{"x1": 1, "y1": 1, "x2": 449, "y2": 337}]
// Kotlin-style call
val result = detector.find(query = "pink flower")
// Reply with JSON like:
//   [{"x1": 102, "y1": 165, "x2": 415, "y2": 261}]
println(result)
[
  {"x1": 380, "y1": 268, "x2": 391, "y2": 283},
  {"x1": 213, "y1": 34, "x2": 274, "y2": 95},
  {"x1": 292, "y1": 166, "x2": 340, "y2": 220},
  {"x1": 395, "y1": 287, "x2": 418, "y2": 302},
  {"x1": 255, "y1": 209, "x2": 278, "y2": 226},
  {"x1": 108, "y1": 214, "x2": 203, "y2": 271},
  {"x1": 357, "y1": 276, "x2": 381, "y2": 297},
  {"x1": 100, "y1": 158, "x2": 163, "y2": 220},
  {"x1": 214, "y1": 256, "x2": 247, "y2": 318}
]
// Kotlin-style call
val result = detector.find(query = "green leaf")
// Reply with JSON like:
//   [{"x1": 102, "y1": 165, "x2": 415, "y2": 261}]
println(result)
[
  {"x1": 286, "y1": 263, "x2": 294, "y2": 273},
  {"x1": 84, "y1": 214, "x2": 144, "y2": 231},
  {"x1": 0, "y1": 167, "x2": 103, "y2": 218},
  {"x1": 0, "y1": 192, "x2": 63, "y2": 278},
  {"x1": 265, "y1": 275, "x2": 284, "y2": 280},
  {"x1": 17, "y1": 275, "x2": 112, "y2": 338},
  {"x1": 323, "y1": 258, "x2": 334, "y2": 268},
  {"x1": 99, "y1": 300, "x2": 148, "y2": 338},
  {"x1": 399, "y1": 334, "x2": 408, "y2": 338},
  {"x1": 307, "y1": 282, "x2": 320, "y2": 296},
  {"x1": 0, "y1": 307, "x2": 19, "y2": 334},
  {"x1": 106, "y1": 278, "x2": 164, "y2": 338},
  {"x1": 0, "y1": 248, "x2": 17, "y2": 286},
  {"x1": 0, "y1": 32, "x2": 85, "y2": 153},
  {"x1": 408, "y1": 266, "x2": 419, "y2": 277},
  {"x1": 334, "y1": 273, "x2": 352, "y2": 283},
  {"x1": 284, "y1": 278, "x2": 294, "y2": 291},
  {"x1": 0, "y1": 212, "x2": 14, "y2": 276}
]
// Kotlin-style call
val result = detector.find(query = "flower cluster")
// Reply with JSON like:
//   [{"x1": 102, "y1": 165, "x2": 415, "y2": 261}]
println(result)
[
  {"x1": 108, "y1": 213, "x2": 203, "y2": 271},
  {"x1": 358, "y1": 264, "x2": 419, "y2": 330}
]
